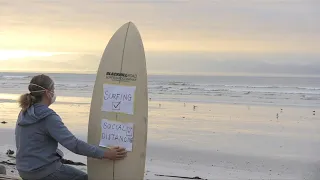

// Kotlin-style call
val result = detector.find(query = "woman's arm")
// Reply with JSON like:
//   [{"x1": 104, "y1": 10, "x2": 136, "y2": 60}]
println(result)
[{"x1": 45, "y1": 114, "x2": 105, "y2": 159}]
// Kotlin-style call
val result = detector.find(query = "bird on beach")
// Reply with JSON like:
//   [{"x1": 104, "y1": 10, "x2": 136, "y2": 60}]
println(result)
[{"x1": 193, "y1": 105, "x2": 197, "y2": 111}]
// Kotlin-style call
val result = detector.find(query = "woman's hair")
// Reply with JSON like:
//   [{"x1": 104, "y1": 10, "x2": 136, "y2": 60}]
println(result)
[{"x1": 18, "y1": 74, "x2": 54, "y2": 112}]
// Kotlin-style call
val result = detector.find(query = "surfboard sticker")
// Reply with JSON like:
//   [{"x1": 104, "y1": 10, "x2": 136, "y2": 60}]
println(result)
[
  {"x1": 106, "y1": 72, "x2": 137, "y2": 82},
  {"x1": 101, "y1": 84, "x2": 136, "y2": 115},
  {"x1": 99, "y1": 119, "x2": 134, "y2": 151}
]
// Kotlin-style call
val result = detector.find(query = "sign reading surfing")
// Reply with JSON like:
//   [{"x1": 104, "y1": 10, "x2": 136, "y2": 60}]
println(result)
[{"x1": 101, "y1": 84, "x2": 136, "y2": 115}]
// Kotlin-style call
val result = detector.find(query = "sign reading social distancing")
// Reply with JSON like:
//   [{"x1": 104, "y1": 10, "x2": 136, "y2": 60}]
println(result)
[{"x1": 99, "y1": 119, "x2": 134, "y2": 151}]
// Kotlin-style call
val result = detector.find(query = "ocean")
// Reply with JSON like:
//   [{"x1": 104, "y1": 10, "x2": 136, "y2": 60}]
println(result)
[
  {"x1": 1, "y1": 72, "x2": 320, "y2": 179},
  {"x1": 1, "y1": 72, "x2": 320, "y2": 107}
]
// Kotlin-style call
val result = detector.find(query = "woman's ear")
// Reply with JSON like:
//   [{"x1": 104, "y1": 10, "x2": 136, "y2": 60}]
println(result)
[{"x1": 44, "y1": 90, "x2": 51, "y2": 99}]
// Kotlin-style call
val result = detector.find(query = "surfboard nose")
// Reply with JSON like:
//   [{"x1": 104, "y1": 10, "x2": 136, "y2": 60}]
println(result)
[
  {"x1": 124, "y1": 21, "x2": 138, "y2": 30},
  {"x1": 112, "y1": 21, "x2": 139, "y2": 37}
]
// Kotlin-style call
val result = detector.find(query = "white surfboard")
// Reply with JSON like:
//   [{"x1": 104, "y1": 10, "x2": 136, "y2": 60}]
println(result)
[{"x1": 87, "y1": 22, "x2": 148, "y2": 180}]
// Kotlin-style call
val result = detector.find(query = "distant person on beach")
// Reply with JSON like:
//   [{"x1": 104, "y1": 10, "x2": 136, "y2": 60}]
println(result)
[{"x1": 15, "y1": 74, "x2": 127, "y2": 180}]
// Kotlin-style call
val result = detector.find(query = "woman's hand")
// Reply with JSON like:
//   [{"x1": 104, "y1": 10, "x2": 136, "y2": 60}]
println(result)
[{"x1": 103, "y1": 146, "x2": 127, "y2": 160}]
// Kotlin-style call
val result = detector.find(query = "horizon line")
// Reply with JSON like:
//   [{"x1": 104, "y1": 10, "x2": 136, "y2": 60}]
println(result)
[{"x1": 1, "y1": 70, "x2": 320, "y2": 78}]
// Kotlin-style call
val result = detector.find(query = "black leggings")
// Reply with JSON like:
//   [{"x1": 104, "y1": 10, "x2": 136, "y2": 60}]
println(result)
[{"x1": 23, "y1": 164, "x2": 88, "y2": 180}]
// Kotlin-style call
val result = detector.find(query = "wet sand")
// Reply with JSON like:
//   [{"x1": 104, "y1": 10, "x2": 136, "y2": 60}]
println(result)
[{"x1": 1, "y1": 100, "x2": 320, "y2": 179}]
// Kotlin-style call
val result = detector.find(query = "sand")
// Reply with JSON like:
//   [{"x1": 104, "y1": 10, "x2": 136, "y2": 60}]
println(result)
[{"x1": 1, "y1": 100, "x2": 320, "y2": 179}]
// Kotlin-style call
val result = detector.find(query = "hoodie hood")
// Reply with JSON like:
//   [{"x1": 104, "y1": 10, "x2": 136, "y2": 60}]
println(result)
[{"x1": 18, "y1": 103, "x2": 55, "y2": 126}]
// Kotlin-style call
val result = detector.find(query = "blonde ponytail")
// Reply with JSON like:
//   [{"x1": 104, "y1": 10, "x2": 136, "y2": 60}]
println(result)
[
  {"x1": 18, "y1": 93, "x2": 36, "y2": 112},
  {"x1": 19, "y1": 74, "x2": 54, "y2": 112}
]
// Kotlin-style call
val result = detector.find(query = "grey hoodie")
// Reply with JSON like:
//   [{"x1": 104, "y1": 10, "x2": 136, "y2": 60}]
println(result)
[{"x1": 15, "y1": 103, "x2": 104, "y2": 179}]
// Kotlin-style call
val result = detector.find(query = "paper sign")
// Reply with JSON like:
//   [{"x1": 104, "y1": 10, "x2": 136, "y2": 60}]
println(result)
[
  {"x1": 99, "y1": 119, "x2": 134, "y2": 151},
  {"x1": 102, "y1": 84, "x2": 136, "y2": 115}
]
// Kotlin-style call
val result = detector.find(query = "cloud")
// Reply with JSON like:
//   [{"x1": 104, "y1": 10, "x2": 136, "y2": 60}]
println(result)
[
  {"x1": 0, "y1": 53, "x2": 100, "y2": 73},
  {"x1": 1, "y1": 52, "x2": 319, "y2": 76},
  {"x1": 146, "y1": 52, "x2": 320, "y2": 75},
  {"x1": 1, "y1": 0, "x2": 319, "y2": 75},
  {"x1": 0, "y1": 0, "x2": 319, "y2": 53}
]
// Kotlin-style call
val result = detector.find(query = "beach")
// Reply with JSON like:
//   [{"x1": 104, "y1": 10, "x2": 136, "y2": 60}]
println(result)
[
  {"x1": 1, "y1": 73, "x2": 320, "y2": 179},
  {"x1": 1, "y1": 100, "x2": 320, "y2": 179}
]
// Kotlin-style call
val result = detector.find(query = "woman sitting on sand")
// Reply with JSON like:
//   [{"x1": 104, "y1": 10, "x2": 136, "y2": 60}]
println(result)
[{"x1": 15, "y1": 74, "x2": 127, "y2": 180}]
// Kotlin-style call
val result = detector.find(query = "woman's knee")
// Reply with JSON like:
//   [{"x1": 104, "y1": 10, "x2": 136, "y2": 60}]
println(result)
[{"x1": 42, "y1": 164, "x2": 88, "y2": 180}]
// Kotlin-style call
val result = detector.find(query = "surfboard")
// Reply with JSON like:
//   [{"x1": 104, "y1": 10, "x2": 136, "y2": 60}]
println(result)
[{"x1": 87, "y1": 22, "x2": 148, "y2": 180}]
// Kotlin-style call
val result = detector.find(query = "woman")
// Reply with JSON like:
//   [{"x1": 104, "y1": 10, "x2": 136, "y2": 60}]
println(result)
[{"x1": 15, "y1": 74, "x2": 127, "y2": 180}]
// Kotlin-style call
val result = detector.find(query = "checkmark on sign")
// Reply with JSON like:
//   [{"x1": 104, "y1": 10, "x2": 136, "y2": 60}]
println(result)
[{"x1": 112, "y1": 102, "x2": 121, "y2": 110}]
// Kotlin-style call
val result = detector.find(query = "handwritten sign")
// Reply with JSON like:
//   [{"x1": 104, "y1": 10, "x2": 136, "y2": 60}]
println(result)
[
  {"x1": 101, "y1": 84, "x2": 136, "y2": 114},
  {"x1": 99, "y1": 119, "x2": 134, "y2": 151}
]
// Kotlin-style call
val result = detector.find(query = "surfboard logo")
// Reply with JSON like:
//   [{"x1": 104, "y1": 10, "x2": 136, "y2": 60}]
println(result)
[{"x1": 106, "y1": 72, "x2": 137, "y2": 82}]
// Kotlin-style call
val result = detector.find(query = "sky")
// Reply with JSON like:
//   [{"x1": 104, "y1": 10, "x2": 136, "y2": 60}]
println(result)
[{"x1": 0, "y1": 0, "x2": 319, "y2": 75}]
